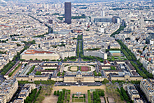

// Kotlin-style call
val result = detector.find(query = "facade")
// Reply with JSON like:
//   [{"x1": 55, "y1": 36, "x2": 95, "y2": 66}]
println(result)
[
  {"x1": 101, "y1": 61, "x2": 143, "y2": 81},
  {"x1": 16, "y1": 73, "x2": 49, "y2": 82},
  {"x1": 110, "y1": 74, "x2": 143, "y2": 81},
  {"x1": 59, "y1": 51, "x2": 76, "y2": 59},
  {"x1": 51, "y1": 70, "x2": 105, "y2": 83},
  {"x1": 92, "y1": 17, "x2": 112, "y2": 23},
  {"x1": 134, "y1": 98, "x2": 144, "y2": 103},
  {"x1": 109, "y1": 50, "x2": 121, "y2": 56},
  {"x1": 84, "y1": 50, "x2": 107, "y2": 59},
  {"x1": 18, "y1": 84, "x2": 36, "y2": 100},
  {"x1": 140, "y1": 79, "x2": 154, "y2": 102},
  {"x1": 0, "y1": 95, "x2": 6, "y2": 103},
  {"x1": 65, "y1": 2, "x2": 71, "y2": 24},
  {"x1": 0, "y1": 78, "x2": 18, "y2": 103},
  {"x1": 112, "y1": 16, "x2": 120, "y2": 23},
  {"x1": 13, "y1": 98, "x2": 24, "y2": 103},
  {"x1": 64, "y1": 71, "x2": 95, "y2": 83},
  {"x1": 20, "y1": 49, "x2": 60, "y2": 60},
  {"x1": 126, "y1": 84, "x2": 140, "y2": 100}
]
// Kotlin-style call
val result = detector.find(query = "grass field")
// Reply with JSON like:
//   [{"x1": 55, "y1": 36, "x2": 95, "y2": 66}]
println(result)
[
  {"x1": 106, "y1": 85, "x2": 124, "y2": 103},
  {"x1": 107, "y1": 56, "x2": 127, "y2": 61},
  {"x1": 72, "y1": 98, "x2": 86, "y2": 102},
  {"x1": 35, "y1": 85, "x2": 53, "y2": 103}
]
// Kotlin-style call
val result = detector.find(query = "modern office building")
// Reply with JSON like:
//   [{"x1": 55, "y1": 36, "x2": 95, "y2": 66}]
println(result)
[
  {"x1": 112, "y1": 16, "x2": 121, "y2": 23},
  {"x1": 65, "y1": 2, "x2": 71, "y2": 24},
  {"x1": 93, "y1": 17, "x2": 112, "y2": 23}
]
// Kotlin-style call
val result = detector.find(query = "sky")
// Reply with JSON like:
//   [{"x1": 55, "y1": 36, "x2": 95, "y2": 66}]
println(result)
[{"x1": 0, "y1": 0, "x2": 147, "y2": 4}]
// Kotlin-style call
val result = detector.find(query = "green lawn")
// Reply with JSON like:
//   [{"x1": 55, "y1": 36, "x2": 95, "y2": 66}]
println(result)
[
  {"x1": 69, "y1": 59, "x2": 76, "y2": 61},
  {"x1": 72, "y1": 98, "x2": 85, "y2": 102},
  {"x1": 107, "y1": 56, "x2": 127, "y2": 61}
]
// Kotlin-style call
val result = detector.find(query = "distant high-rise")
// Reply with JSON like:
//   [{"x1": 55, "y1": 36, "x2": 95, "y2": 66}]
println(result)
[{"x1": 65, "y1": 2, "x2": 71, "y2": 24}]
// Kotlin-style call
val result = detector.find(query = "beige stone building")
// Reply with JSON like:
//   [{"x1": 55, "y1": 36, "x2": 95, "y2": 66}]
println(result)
[
  {"x1": 64, "y1": 72, "x2": 95, "y2": 83},
  {"x1": 0, "y1": 78, "x2": 18, "y2": 103},
  {"x1": 134, "y1": 98, "x2": 144, "y2": 103},
  {"x1": 18, "y1": 84, "x2": 36, "y2": 100},
  {"x1": 16, "y1": 73, "x2": 49, "y2": 82},
  {"x1": 126, "y1": 84, "x2": 140, "y2": 100},
  {"x1": 0, "y1": 95, "x2": 6, "y2": 103},
  {"x1": 140, "y1": 79, "x2": 154, "y2": 103},
  {"x1": 110, "y1": 74, "x2": 143, "y2": 81},
  {"x1": 13, "y1": 98, "x2": 24, "y2": 103},
  {"x1": 20, "y1": 49, "x2": 60, "y2": 60}
]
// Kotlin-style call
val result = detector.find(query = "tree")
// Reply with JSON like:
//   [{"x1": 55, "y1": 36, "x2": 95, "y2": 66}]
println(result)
[
  {"x1": 57, "y1": 72, "x2": 60, "y2": 76},
  {"x1": 101, "y1": 90, "x2": 105, "y2": 96},
  {"x1": 98, "y1": 72, "x2": 102, "y2": 76},
  {"x1": 54, "y1": 91, "x2": 57, "y2": 95},
  {"x1": 57, "y1": 91, "x2": 59, "y2": 96},
  {"x1": 102, "y1": 79, "x2": 109, "y2": 84},
  {"x1": 35, "y1": 71, "x2": 41, "y2": 75},
  {"x1": 62, "y1": 72, "x2": 65, "y2": 76}
]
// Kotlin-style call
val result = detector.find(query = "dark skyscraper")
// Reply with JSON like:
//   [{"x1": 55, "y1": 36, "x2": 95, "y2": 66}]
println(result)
[{"x1": 65, "y1": 2, "x2": 71, "y2": 24}]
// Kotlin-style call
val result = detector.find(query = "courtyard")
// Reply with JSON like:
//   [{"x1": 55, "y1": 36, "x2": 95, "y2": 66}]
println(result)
[{"x1": 42, "y1": 85, "x2": 106, "y2": 103}]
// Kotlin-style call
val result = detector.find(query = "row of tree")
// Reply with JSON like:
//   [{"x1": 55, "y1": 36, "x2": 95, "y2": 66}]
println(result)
[
  {"x1": 24, "y1": 88, "x2": 37, "y2": 103},
  {"x1": 18, "y1": 80, "x2": 55, "y2": 85},
  {"x1": 110, "y1": 66, "x2": 116, "y2": 70},
  {"x1": 26, "y1": 65, "x2": 35, "y2": 75},
  {"x1": 54, "y1": 89, "x2": 71, "y2": 103},
  {"x1": 76, "y1": 35, "x2": 83, "y2": 57},
  {"x1": 131, "y1": 61, "x2": 147, "y2": 78},
  {"x1": 136, "y1": 60, "x2": 153, "y2": 78},
  {"x1": 94, "y1": 71, "x2": 102, "y2": 76},
  {"x1": 33, "y1": 86, "x2": 42, "y2": 103},
  {"x1": 93, "y1": 89, "x2": 105, "y2": 103},
  {"x1": 110, "y1": 24, "x2": 126, "y2": 37},
  {"x1": 76, "y1": 36, "x2": 80, "y2": 57},
  {"x1": 1, "y1": 61, "x2": 16, "y2": 75},
  {"x1": 112, "y1": 80, "x2": 140, "y2": 84},
  {"x1": 88, "y1": 90, "x2": 92, "y2": 103},
  {"x1": 117, "y1": 40, "x2": 153, "y2": 79},
  {"x1": 117, "y1": 40, "x2": 136, "y2": 61},
  {"x1": 117, "y1": 87, "x2": 132, "y2": 103},
  {"x1": 24, "y1": 86, "x2": 42, "y2": 103},
  {"x1": 1, "y1": 40, "x2": 36, "y2": 75},
  {"x1": 131, "y1": 61, "x2": 153, "y2": 78},
  {"x1": 9, "y1": 63, "x2": 21, "y2": 77},
  {"x1": 81, "y1": 55, "x2": 104, "y2": 62}
]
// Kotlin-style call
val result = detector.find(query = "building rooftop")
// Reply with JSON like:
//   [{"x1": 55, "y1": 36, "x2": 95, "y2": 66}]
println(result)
[{"x1": 24, "y1": 49, "x2": 53, "y2": 54}]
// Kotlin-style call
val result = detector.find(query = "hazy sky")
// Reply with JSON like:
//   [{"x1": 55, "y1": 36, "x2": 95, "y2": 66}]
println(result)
[{"x1": 0, "y1": 0, "x2": 146, "y2": 4}]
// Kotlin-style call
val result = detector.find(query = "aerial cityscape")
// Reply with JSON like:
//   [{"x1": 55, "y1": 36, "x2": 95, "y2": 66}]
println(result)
[{"x1": 0, "y1": 0, "x2": 154, "y2": 103}]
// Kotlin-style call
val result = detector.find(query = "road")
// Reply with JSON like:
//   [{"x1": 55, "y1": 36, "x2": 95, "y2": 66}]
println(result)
[
  {"x1": 0, "y1": 74, "x2": 5, "y2": 83},
  {"x1": 55, "y1": 82, "x2": 102, "y2": 86}
]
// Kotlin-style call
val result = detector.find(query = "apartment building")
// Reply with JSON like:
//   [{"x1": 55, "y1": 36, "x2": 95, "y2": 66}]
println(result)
[
  {"x1": 126, "y1": 84, "x2": 140, "y2": 100},
  {"x1": 18, "y1": 84, "x2": 36, "y2": 100},
  {"x1": 0, "y1": 78, "x2": 18, "y2": 103},
  {"x1": 140, "y1": 79, "x2": 154, "y2": 102}
]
